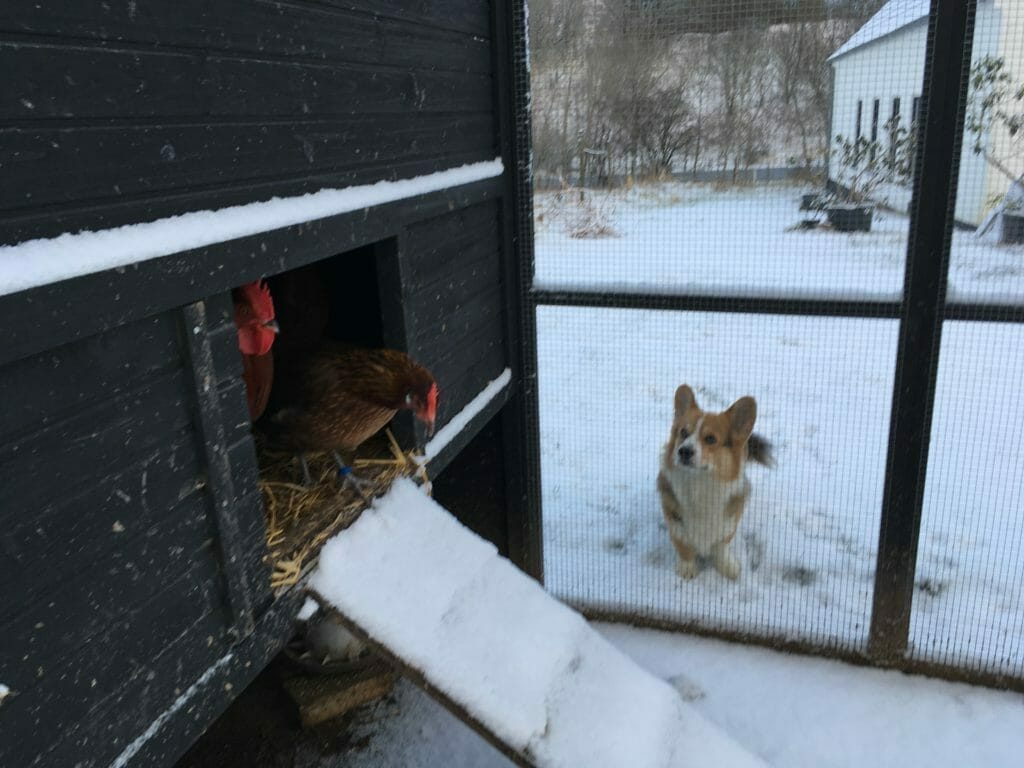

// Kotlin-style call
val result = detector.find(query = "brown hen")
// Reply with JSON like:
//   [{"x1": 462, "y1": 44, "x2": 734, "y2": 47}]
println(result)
[{"x1": 260, "y1": 341, "x2": 438, "y2": 488}]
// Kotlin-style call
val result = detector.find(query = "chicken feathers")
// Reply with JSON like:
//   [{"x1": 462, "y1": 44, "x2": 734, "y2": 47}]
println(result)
[{"x1": 261, "y1": 342, "x2": 438, "y2": 455}]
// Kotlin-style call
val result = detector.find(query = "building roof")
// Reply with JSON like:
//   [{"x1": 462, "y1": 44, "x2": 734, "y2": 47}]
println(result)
[{"x1": 828, "y1": 0, "x2": 930, "y2": 62}]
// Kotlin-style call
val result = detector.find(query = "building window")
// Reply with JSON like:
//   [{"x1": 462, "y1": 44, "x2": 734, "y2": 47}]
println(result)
[
  {"x1": 856, "y1": 100, "x2": 863, "y2": 140},
  {"x1": 911, "y1": 95, "x2": 923, "y2": 180},
  {"x1": 889, "y1": 97, "x2": 901, "y2": 165},
  {"x1": 871, "y1": 98, "x2": 880, "y2": 160}
]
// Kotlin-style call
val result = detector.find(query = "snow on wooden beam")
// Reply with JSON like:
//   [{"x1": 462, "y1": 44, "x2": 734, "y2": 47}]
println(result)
[
  {"x1": 0, "y1": 159, "x2": 503, "y2": 298},
  {"x1": 310, "y1": 479, "x2": 765, "y2": 768},
  {"x1": 421, "y1": 367, "x2": 512, "y2": 462}
]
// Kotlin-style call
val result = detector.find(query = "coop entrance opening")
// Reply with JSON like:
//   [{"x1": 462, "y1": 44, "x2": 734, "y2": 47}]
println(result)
[{"x1": 236, "y1": 238, "x2": 429, "y2": 590}]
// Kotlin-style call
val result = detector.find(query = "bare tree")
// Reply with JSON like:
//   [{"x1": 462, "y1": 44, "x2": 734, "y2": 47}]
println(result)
[
  {"x1": 591, "y1": 3, "x2": 672, "y2": 179},
  {"x1": 771, "y1": 16, "x2": 872, "y2": 170},
  {"x1": 528, "y1": 0, "x2": 885, "y2": 185},
  {"x1": 706, "y1": 25, "x2": 774, "y2": 176},
  {"x1": 772, "y1": 23, "x2": 824, "y2": 168},
  {"x1": 529, "y1": 0, "x2": 593, "y2": 181},
  {"x1": 633, "y1": 86, "x2": 696, "y2": 174}
]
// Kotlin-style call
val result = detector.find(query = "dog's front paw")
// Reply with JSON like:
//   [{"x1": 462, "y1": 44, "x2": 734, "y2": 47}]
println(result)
[
  {"x1": 712, "y1": 547, "x2": 741, "y2": 580},
  {"x1": 675, "y1": 558, "x2": 699, "y2": 580}
]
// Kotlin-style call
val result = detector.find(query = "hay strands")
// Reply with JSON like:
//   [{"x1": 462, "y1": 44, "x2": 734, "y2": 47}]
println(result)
[{"x1": 259, "y1": 430, "x2": 431, "y2": 590}]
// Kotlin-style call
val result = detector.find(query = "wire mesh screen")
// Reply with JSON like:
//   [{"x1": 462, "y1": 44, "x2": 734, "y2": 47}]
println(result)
[
  {"x1": 914, "y1": 322, "x2": 1024, "y2": 677},
  {"x1": 537, "y1": 308, "x2": 898, "y2": 647},
  {"x1": 909, "y1": 0, "x2": 1024, "y2": 680},
  {"x1": 517, "y1": 0, "x2": 1024, "y2": 681}
]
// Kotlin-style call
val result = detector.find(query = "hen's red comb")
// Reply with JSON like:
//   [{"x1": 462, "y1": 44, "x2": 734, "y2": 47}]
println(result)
[{"x1": 238, "y1": 280, "x2": 275, "y2": 321}]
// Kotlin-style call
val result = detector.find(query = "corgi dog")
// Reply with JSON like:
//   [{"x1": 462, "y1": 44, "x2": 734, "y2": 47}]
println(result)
[{"x1": 657, "y1": 385, "x2": 774, "y2": 580}]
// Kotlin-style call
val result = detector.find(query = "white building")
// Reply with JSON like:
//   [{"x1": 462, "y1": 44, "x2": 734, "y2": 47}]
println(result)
[{"x1": 828, "y1": 0, "x2": 1024, "y2": 226}]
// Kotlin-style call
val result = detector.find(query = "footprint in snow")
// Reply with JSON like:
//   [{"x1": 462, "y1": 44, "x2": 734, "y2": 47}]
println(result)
[
  {"x1": 667, "y1": 673, "x2": 706, "y2": 702},
  {"x1": 743, "y1": 531, "x2": 765, "y2": 572},
  {"x1": 782, "y1": 565, "x2": 817, "y2": 586}
]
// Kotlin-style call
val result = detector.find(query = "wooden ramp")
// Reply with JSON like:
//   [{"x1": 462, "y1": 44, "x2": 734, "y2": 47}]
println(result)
[{"x1": 310, "y1": 479, "x2": 766, "y2": 768}]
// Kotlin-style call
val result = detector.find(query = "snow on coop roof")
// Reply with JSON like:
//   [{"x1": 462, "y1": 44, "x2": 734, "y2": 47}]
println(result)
[
  {"x1": 310, "y1": 478, "x2": 766, "y2": 768},
  {"x1": 829, "y1": 0, "x2": 930, "y2": 62}
]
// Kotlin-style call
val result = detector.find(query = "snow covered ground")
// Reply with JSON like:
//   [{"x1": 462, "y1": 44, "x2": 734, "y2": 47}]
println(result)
[
  {"x1": 533, "y1": 183, "x2": 1024, "y2": 305},
  {"x1": 534, "y1": 182, "x2": 1024, "y2": 678},
  {"x1": 914, "y1": 322, "x2": 1024, "y2": 671},
  {"x1": 313, "y1": 625, "x2": 1024, "y2": 768},
  {"x1": 600, "y1": 623, "x2": 1024, "y2": 768}
]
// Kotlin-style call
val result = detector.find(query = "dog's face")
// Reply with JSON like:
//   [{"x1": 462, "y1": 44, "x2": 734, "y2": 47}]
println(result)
[{"x1": 669, "y1": 385, "x2": 757, "y2": 483}]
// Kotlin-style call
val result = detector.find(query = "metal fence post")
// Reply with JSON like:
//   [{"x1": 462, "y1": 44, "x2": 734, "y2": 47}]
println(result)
[
  {"x1": 868, "y1": 0, "x2": 976, "y2": 663},
  {"x1": 494, "y1": 0, "x2": 546, "y2": 581}
]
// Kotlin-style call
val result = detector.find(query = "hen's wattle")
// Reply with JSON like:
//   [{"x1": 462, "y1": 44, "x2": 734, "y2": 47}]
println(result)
[{"x1": 240, "y1": 352, "x2": 274, "y2": 422}]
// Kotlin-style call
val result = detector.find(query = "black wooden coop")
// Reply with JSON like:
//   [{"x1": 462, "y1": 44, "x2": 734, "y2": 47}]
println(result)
[{"x1": 0, "y1": 2, "x2": 539, "y2": 766}]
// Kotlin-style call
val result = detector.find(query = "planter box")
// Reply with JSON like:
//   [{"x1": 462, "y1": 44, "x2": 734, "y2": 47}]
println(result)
[
  {"x1": 827, "y1": 206, "x2": 873, "y2": 232},
  {"x1": 1001, "y1": 212, "x2": 1024, "y2": 244},
  {"x1": 800, "y1": 193, "x2": 828, "y2": 211}
]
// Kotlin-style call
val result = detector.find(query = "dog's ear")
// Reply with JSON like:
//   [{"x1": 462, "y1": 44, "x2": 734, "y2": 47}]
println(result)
[
  {"x1": 726, "y1": 396, "x2": 757, "y2": 441},
  {"x1": 674, "y1": 384, "x2": 697, "y2": 417}
]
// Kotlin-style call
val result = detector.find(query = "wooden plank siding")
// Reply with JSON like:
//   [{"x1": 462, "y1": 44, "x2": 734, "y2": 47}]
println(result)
[
  {"x1": 0, "y1": 1, "x2": 527, "y2": 765},
  {"x1": 0, "y1": 0, "x2": 497, "y2": 245},
  {"x1": 400, "y1": 201, "x2": 507, "y2": 435},
  {"x1": 0, "y1": 309, "x2": 238, "y2": 768},
  {"x1": 0, "y1": 293, "x2": 272, "y2": 768}
]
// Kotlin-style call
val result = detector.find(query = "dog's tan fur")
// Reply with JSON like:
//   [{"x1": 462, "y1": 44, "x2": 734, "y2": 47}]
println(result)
[{"x1": 658, "y1": 384, "x2": 767, "y2": 580}]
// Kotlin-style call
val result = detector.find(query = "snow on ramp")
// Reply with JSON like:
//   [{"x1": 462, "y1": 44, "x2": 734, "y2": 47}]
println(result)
[{"x1": 311, "y1": 479, "x2": 765, "y2": 768}]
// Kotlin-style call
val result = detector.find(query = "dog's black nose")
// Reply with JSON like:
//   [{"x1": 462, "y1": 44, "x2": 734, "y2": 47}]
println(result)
[{"x1": 678, "y1": 445, "x2": 694, "y2": 464}]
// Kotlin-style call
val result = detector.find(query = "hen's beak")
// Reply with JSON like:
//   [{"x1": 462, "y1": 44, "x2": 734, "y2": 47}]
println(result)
[{"x1": 264, "y1": 319, "x2": 281, "y2": 333}]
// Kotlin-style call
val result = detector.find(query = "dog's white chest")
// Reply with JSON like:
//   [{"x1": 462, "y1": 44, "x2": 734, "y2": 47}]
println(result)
[{"x1": 667, "y1": 470, "x2": 748, "y2": 554}]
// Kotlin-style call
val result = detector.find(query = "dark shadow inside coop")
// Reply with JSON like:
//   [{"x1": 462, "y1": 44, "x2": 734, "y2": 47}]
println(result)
[{"x1": 265, "y1": 239, "x2": 390, "y2": 365}]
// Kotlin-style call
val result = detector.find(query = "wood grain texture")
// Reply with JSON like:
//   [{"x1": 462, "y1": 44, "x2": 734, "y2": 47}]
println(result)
[
  {"x1": 0, "y1": 0, "x2": 495, "y2": 247},
  {"x1": 0, "y1": 0, "x2": 490, "y2": 45},
  {"x1": 0, "y1": 304, "x2": 268, "y2": 768},
  {"x1": 1, "y1": 115, "x2": 495, "y2": 213},
  {"x1": 1, "y1": 45, "x2": 492, "y2": 121}
]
